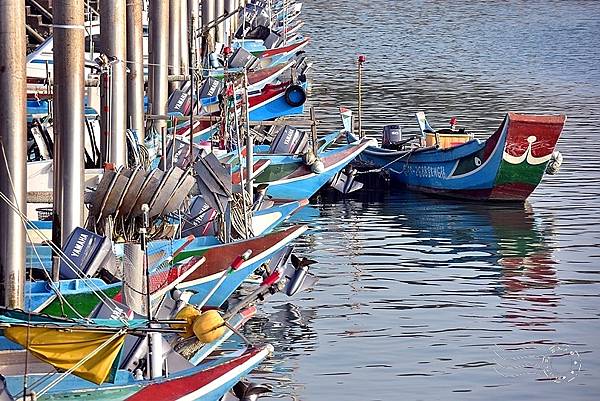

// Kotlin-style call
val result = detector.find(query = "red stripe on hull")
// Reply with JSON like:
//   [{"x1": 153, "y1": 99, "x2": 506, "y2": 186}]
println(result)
[
  {"x1": 232, "y1": 159, "x2": 270, "y2": 185},
  {"x1": 125, "y1": 348, "x2": 262, "y2": 401},
  {"x1": 247, "y1": 64, "x2": 289, "y2": 86},
  {"x1": 248, "y1": 82, "x2": 289, "y2": 108},
  {"x1": 504, "y1": 113, "x2": 566, "y2": 158},
  {"x1": 488, "y1": 183, "x2": 537, "y2": 201},
  {"x1": 184, "y1": 226, "x2": 303, "y2": 281},
  {"x1": 259, "y1": 38, "x2": 309, "y2": 59}
]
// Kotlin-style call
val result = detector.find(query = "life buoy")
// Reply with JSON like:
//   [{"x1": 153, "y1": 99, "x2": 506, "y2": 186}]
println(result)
[{"x1": 284, "y1": 84, "x2": 306, "y2": 107}]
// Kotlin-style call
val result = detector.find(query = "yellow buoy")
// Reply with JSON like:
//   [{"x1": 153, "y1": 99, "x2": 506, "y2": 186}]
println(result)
[
  {"x1": 192, "y1": 310, "x2": 226, "y2": 343},
  {"x1": 172, "y1": 306, "x2": 201, "y2": 338}
]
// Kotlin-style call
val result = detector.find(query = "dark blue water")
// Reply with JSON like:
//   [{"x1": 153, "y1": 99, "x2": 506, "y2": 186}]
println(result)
[{"x1": 245, "y1": 1, "x2": 600, "y2": 400}]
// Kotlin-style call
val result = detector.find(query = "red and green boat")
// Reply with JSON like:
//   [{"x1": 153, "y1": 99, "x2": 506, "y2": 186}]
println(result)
[{"x1": 350, "y1": 113, "x2": 566, "y2": 201}]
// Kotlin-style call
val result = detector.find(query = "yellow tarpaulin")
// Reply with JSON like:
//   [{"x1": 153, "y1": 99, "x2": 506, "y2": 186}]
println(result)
[{"x1": 4, "y1": 327, "x2": 126, "y2": 385}]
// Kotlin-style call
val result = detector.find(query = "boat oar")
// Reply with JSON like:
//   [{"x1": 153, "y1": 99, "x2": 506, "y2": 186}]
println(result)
[{"x1": 195, "y1": 249, "x2": 252, "y2": 310}]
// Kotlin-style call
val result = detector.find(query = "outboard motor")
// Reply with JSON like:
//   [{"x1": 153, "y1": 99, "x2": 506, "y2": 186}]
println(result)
[
  {"x1": 381, "y1": 124, "x2": 402, "y2": 149},
  {"x1": 329, "y1": 166, "x2": 363, "y2": 194},
  {"x1": 198, "y1": 77, "x2": 223, "y2": 101},
  {"x1": 228, "y1": 47, "x2": 257, "y2": 69},
  {"x1": 269, "y1": 125, "x2": 309, "y2": 154},
  {"x1": 183, "y1": 196, "x2": 217, "y2": 237},
  {"x1": 231, "y1": 381, "x2": 272, "y2": 401},
  {"x1": 244, "y1": 25, "x2": 282, "y2": 49},
  {"x1": 59, "y1": 227, "x2": 113, "y2": 279},
  {"x1": 167, "y1": 89, "x2": 191, "y2": 115}
]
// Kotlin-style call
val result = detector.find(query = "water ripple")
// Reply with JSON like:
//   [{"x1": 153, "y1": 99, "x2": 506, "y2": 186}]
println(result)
[{"x1": 242, "y1": 1, "x2": 600, "y2": 400}]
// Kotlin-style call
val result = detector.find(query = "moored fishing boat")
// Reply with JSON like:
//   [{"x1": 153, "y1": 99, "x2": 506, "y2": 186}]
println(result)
[
  {"x1": 348, "y1": 112, "x2": 566, "y2": 202},
  {"x1": 174, "y1": 225, "x2": 308, "y2": 306},
  {"x1": 0, "y1": 307, "x2": 273, "y2": 401},
  {"x1": 252, "y1": 137, "x2": 374, "y2": 200}
]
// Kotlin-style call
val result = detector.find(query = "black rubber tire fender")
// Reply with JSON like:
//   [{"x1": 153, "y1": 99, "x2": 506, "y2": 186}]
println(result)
[{"x1": 284, "y1": 84, "x2": 307, "y2": 107}]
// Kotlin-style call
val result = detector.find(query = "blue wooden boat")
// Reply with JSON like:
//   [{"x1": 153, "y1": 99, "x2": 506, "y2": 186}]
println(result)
[
  {"x1": 173, "y1": 225, "x2": 308, "y2": 307},
  {"x1": 250, "y1": 137, "x2": 374, "y2": 200},
  {"x1": 196, "y1": 78, "x2": 307, "y2": 123},
  {"x1": 248, "y1": 80, "x2": 307, "y2": 121},
  {"x1": 348, "y1": 112, "x2": 566, "y2": 201}
]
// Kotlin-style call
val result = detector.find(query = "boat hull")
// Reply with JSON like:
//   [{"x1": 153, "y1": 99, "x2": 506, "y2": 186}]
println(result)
[
  {"x1": 248, "y1": 81, "x2": 307, "y2": 122},
  {"x1": 254, "y1": 138, "x2": 374, "y2": 200},
  {"x1": 174, "y1": 226, "x2": 307, "y2": 306},
  {"x1": 355, "y1": 113, "x2": 566, "y2": 201},
  {"x1": 2, "y1": 346, "x2": 272, "y2": 401}
]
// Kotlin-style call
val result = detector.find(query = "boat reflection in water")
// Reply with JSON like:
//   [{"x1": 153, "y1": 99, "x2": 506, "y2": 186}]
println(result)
[
  {"x1": 382, "y1": 192, "x2": 559, "y2": 330},
  {"x1": 488, "y1": 204, "x2": 559, "y2": 331},
  {"x1": 230, "y1": 191, "x2": 560, "y2": 399},
  {"x1": 241, "y1": 302, "x2": 319, "y2": 399},
  {"x1": 319, "y1": 189, "x2": 560, "y2": 331}
]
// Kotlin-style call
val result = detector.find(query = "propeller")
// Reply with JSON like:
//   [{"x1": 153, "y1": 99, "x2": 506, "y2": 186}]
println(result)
[
  {"x1": 290, "y1": 254, "x2": 317, "y2": 268},
  {"x1": 232, "y1": 381, "x2": 272, "y2": 401},
  {"x1": 285, "y1": 254, "x2": 318, "y2": 296}
]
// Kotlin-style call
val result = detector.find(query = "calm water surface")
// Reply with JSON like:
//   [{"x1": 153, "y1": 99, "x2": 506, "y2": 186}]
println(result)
[{"x1": 245, "y1": 1, "x2": 600, "y2": 400}]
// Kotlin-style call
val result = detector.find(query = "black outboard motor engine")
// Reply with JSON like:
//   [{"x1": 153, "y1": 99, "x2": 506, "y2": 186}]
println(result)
[
  {"x1": 382, "y1": 124, "x2": 402, "y2": 149},
  {"x1": 269, "y1": 125, "x2": 309, "y2": 154},
  {"x1": 198, "y1": 77, "x2": 223, "y2": 100},
  {"x1": 227, "y1": 47, "x2": 257, "y2": 69}
]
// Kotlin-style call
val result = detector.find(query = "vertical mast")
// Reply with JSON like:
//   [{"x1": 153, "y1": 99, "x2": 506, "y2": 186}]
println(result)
[
  {"x1": 0, "y1": 0, "x2": 26, "y2": 308},
  {"x1": 127, "y1": 0, "x2": 145, "y2": 142},
  {"x1": 169, "y1": 0, "x2": 181, "y2": 95},
  {"x1": 149, "y1": 0, "x2": 170, "y2": 136},
  {"x1": 53, "y1": 0, "x2": 85, "y2": 258},
  {"x1": 100, "y1": 0, "x2": 128, "y2": 166}
]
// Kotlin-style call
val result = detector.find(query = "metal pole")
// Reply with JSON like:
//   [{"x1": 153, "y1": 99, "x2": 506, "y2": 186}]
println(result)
[
  {"x1": 310, "y1": 107, "x2": 318, "y2": 154},
  {"x1": 53, "y1": 0, "x2": 85, "y2": 258},
  {"x1": 149, "y1": 0, "x2": 170, "y2": 135},
  {"x1": 180, "y1": 0, "x2": 189, "y2": 73},
  {"x1": 188, "y1": 0, "x2": 200, "y2": 61},
  {"x1": 0, "y1": 0, "x2": 26, "y2": 308},
  {"x1": 127, "y1": 0, "x2": 145, "y2": 142},
  {"x1": 243, "y1": 71, "x2": 253, "y2": 201},
  {"x1": 215, "y1": 0, "x2": 225, "y2": 43},
  {"x1": 357, "y1": 55, "x2": 365, "y2": 139},
  {"x1": 225, "y1": 0, "x2": 235, "y2": 41},
  {"x1": 188, "y1": 0, "x2": 202, "y2": 54},
  {"x1": 100, "y1": 0, "x2": 128, "y2": 166},
  {"x1": 188, "y1": 9, "x2": 196, "y2": 156},
  {"x1": 169, "y1": 0, "x2": 181, "y2": 95},
  {"x1": 202, "y1": 0, "x2": 216, "y2": 50}
]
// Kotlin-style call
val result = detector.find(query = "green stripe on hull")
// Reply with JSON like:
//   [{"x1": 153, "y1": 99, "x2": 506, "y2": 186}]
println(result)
[
  {"x1": 495, "y1": 159, "x2": 547, "y2": 187},
  {"x1": 39, "y1": 386, "x2": 139, "y2": 400},
  {"x1": 40, "y1": 286, "x2": 122, "y2": 318},
  {"x1": 173, "y1": 248, "x2": 209, "y2": 264},
  {"x1": 254, "y1": 162, "x2": 301, "y2": 183}
]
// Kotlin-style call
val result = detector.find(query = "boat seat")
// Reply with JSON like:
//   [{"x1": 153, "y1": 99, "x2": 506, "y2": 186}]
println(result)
[{"x1": 415, "y1": 112, "x2": 436, "y2": 137}]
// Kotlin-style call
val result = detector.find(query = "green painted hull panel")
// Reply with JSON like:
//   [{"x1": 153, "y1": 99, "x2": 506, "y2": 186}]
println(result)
[
  {"x1": 495, "y1": 159, "x2": 547, "y2": 187},
  {"x1": 40, "y1": 286, "x2": 122, "y2": 318}
]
